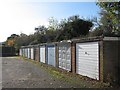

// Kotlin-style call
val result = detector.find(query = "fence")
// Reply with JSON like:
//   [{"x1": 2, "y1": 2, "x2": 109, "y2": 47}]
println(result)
[
  {"x1": 1, "y1": 46, "x2": 15, "y2": 57},
  {"x1": 20, "y1": 37, "x2": 120, "y2": 85}
]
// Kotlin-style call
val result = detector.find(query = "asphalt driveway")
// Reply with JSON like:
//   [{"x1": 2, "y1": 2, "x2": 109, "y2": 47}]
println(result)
[{"x1": 2, "y1": 57, "x2": 110, "y2": 88}]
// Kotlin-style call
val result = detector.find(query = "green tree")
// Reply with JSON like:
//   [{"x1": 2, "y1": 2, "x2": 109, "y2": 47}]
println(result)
[
  {"x1": 57, "y1": 15, "x2": 93, "y2": 40},
  {"x1": 89, "y1": 27, "x2": 103, "y2": 37},
  {"x1": 48, "y1": 17, "x2": 59, "y2": 31},
  {"x1": 33, "y1": 25, "x2": 48, "y2": 44},
  {"x1": 35, "y1": 25, "x2": 47, "y2": 34},
  {"x1": 6, "y1": 34, "x2": 19, "y2": 46},
  {"x1": 97, "y1": 2, "x2": 120, "y2": 36},
  {"x1": 15, "y1": 33, "x2": 31, "y2": 47}
]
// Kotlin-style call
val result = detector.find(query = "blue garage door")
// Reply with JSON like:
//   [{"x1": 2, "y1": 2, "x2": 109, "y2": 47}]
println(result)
[{"x1": 47, "y1": 45, "x2": 56, "y2": 67}]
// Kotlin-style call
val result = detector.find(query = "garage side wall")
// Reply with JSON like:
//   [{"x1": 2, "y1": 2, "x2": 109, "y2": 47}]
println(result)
[{"x1": 103, "y1": 39, "x2": 120, "y2": 85}]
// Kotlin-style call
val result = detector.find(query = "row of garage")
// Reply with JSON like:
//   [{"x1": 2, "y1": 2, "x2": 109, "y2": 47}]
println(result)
[
  {"x1": 19, "y1": 37, "x2": 120, "y2": 84},
  {"x1": 20, "y1": 43, "x2": 72, "y2": 72}
]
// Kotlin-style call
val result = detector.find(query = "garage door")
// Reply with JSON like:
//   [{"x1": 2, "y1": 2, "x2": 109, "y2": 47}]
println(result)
[
  {"x1": 76, "y1": 42, "x2": 99, "y2": 80},
  {"x1": 19, "y1": 49, "x2": 22, "y2": 56},
  {"x1": 47, "y1": 46, "x2": 56, "y2": 67},
  {"x1": 23, "y1": 49, "x2": 25, "y2": 57},
  {"x1": 31, "y1": 48, "x2": 34, "y2": 60},
  {"x1": 25, "y1": 48, "x2": 28, "y2": 58},
  {"x1": 27, "y1": 48, "x2": 30, "y2": 59},
  {"x1": 40, "y1": 46, "x2": 46, "y2": 63},
  {"x1": 59, "y1": 43, "x2": 71, "y2": 71}
]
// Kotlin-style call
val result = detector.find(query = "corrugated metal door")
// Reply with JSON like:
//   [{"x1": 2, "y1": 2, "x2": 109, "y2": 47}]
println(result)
[
  {"x1": 76, "y1": 42, "x2": 99, "y2": 80},
  {"x1": 31, "y1": 48, "x2": 34, "y2": 60},
  {"x1": 47, "y1": 45, "x2": 56, "y2": 67},
  {"x1": 59, "y1": 43, "x2": 71, "y2": 71},
  {"x1": 40, "y1": 46, "x2": 45, "y2": 63}
]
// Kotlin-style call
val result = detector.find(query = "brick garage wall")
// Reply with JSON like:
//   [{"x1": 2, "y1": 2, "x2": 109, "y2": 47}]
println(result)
[
  {"x1": 103, "y1": 39, "x2": 120, "y2": 85},
  {"x1": 34, "y1": 46, "x2": 40, "y2": 62},
  {"x1": 99, "y1": 41, "x2": 104, "y2": 81},
  {"x1": 55, "y1": 44, "x2": 59, "y2": 68},
  {"x1": 71, "y1": 42, "x2": 76, "y2": 73},
  {"x1": 118, "y1": 41, "x2": 120, "y2": 85}
]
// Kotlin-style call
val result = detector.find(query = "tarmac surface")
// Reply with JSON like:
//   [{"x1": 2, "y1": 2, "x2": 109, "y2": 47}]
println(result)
[{"x1": 2, "y1": 57, "x2": 110, "y2": 88}]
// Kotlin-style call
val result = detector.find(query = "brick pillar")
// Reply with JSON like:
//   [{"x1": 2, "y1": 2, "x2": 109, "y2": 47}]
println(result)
[
  {"x1": 71, "y1": 42, "x2": 76, "y2": 73},
  {"x1": 36, "y1": 47, "x2": 40, "y2": 62},
  {"x1": 55, "y1": 43, "x2": 59, "y2": 68},
  {"x1": 99, "y1": 41, "x2": 103, "y2": 82},
  {"x1": 45, "y1": 45, "x2": 47, "y2": 64},
  {"x1": 118, "y1": 41, "x2": 120, "y2": 85}
]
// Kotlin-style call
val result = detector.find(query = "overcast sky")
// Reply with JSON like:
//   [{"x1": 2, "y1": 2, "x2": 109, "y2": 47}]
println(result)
[{"x1": 0, "y1": 0, "x2": 100, "y2": 42}]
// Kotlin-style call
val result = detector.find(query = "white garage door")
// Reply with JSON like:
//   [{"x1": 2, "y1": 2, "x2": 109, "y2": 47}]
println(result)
[
  {"x1": 23, "y1": 49, "x2": 25, "y2": 57},
  {"x1": 76, "y1": 42, "x2": 99, "y2": 80},
  {"x1": 19, "y1": 49, "x2": 22, "y2": 56},
  {"x1": 40, "y1": 46, "x2": 46, "y2": 63},
  {"x1": 25, "y1": 48, "x2": 28, "y2": 58},
  {"x1": 59, "y1": 43, "x2": 71, "y2": 71},
  {"x1": 31, "y1": 48, "x2": 34, "y2": 60},
  {"x1": 27, "y1": 48, "x2": 30, "y2": 59}
]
